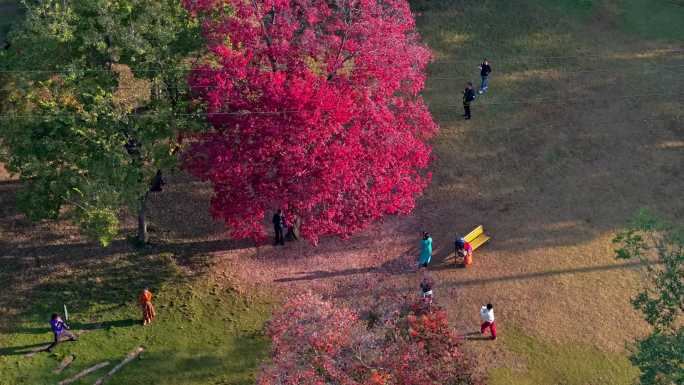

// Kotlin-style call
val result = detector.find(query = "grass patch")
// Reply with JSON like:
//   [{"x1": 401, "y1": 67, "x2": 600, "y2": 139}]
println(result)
[
  {"x1": 489, "y1": 328, "x2": 639, "y2": 385},
  {"x1": 0, "y1": 252, "x2": 272, "y2": 385},
  {"x1": 522, "y1": 0, "x2": 684, "y2": 41},
  {"x1": 529, "y1": 0, "x2": 598, "y2": 19},
  {"x1": 615, "y1": 0, "x2": 684, "y2": 41}
]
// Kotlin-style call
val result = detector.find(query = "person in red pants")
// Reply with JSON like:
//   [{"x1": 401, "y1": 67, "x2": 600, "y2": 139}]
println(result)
[{"x1": 479, "y1": 303, "x2": 497, "y2": 340}]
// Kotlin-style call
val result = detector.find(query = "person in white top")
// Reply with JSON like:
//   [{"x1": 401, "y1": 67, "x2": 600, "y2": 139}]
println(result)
[{"x1": 479, "y1": 303, "x2": 497, "y2": 340}]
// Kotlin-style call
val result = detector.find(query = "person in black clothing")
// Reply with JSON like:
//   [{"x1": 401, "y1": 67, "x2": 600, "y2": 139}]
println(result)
[
  {"x1": 478, "y1": 58, "x2": 492, "y2": 94},
  {"x1": 463, "y1": 82, "x2": 476, "y2": 120},
  {"x1": 272, "y1": 209, "x2": 285, "y2": 245},
  {"x1": 150, "y1": 170, "x2": 165, "y2": 192}
]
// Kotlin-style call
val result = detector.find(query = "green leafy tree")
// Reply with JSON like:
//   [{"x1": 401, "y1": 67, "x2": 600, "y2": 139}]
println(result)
[
  {"x1": 0, "y1": 0, "x2": 203, "y2": 245},
  {"x1": 614, "y1": 209, "x2": 684, "y2": 385}
]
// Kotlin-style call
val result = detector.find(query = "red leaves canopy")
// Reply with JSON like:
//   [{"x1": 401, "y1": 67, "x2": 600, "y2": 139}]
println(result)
[
  {"x1": 257, "y1": 293, "x2": 478, "y2": 385},
  {"x1": 183, "y1": 0, "x2": 437, "y2": 242}
]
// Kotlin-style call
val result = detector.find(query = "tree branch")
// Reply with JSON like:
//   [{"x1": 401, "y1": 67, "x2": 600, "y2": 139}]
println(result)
[
  {"x1": 251, "y1": 0, "x2": 278, "y2": 71},
  {"x1": 328, "y1": 0, "x2": 354, "y2": 81}
]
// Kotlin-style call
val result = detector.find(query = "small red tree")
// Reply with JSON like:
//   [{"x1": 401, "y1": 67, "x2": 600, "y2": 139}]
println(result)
[
  {"x1": 183, "y1": 0, "x2": 437, "y2": 242},
  {"x1": 257, "y1": 292, "x2": 479, "y2": 385}
]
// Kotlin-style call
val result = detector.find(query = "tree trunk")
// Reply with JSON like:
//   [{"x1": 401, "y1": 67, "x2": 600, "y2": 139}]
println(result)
[
  {"x1": 137, "y1": 193, "x2": 149, "y2": 244},
  {"x1": 286, "y1": 215, "x2": 301, "y2": 241}
]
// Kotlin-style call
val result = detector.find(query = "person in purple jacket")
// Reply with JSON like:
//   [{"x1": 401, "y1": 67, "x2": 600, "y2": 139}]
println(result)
[{"x1": 46, "y1": 313, "x2": 77, "y2": 352}]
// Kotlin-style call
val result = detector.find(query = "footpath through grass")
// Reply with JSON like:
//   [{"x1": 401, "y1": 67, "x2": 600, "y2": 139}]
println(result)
[{"x1": 0, "y1": 251, "x2": 272, "y2": 385}]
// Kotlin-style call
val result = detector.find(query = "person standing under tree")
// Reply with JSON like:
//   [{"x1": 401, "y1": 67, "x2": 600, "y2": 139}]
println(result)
[
  {"x1": 138, "y1": 288, "x2": 156, "y2": 326},
  {"x1": 463, "y1": 82, "x2": 476, "y2": 120},
  {"x1": 418, "y1": 231, "x2": 433, "y2": 268},
  {"x1": 478, "y1": 58, "x2": 492, "y2": 94},
  {"x1": 479, "y1": 303, "x2": 497, "y2": 340},
  {"x1": 46, "y1": 313, "x2": 77, "y2": 352},
  {"x1": 272, "y1": 209, "x2": 286, "y2": 246}
]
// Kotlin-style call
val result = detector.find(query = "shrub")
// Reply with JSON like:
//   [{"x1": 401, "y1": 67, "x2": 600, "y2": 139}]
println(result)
[{"x1": 257, "y1": 292, "x2": 480, "y2": 385}]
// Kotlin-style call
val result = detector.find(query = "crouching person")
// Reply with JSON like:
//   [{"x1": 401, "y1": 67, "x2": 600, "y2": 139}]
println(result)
[
  {"x1": 454, "y1": 236, "x2": 473, "y2": 266},
  {"x1": 47, "y1": 313, "x2": 77, "y2": 352}
]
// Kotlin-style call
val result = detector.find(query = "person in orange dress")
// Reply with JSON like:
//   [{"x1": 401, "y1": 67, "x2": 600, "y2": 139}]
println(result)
[
  {"x1": 138, "y1": 288, "x2": 156, "y2": 326},
  {"x1": 455, "y1": 236, "x2": 474, "y2": 266}
]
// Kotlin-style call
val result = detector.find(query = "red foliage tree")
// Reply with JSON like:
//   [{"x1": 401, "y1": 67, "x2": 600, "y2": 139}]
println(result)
[
  {"x1": 183, "y1": 0, "x2": 437, "y2": 243},
  {"x1": 257, "y1": 293, "x2": 478, "y2": 385}
]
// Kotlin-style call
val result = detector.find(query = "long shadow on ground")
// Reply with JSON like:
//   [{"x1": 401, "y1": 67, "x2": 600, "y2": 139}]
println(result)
[
  {"x1": 0, "y1": 343, "x2": 53, "y2": 356},
  {"x1": 11, "y1": 319, "x2": 138, "y2": 335},
  {"x1": 274, "y1": 252, "x2": 644, "y2": 284}
]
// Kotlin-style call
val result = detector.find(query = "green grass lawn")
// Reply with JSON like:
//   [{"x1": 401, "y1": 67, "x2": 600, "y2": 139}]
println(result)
[
  {"x1": 614, "y1": 0, "x2": 684, "y2": 41},
  {"x1": 489, "y1": 329, "x2": 639, "y2": 385},
  {"x1": 0, "y1": 251, "x2": 272, "y2": 385},
  {"x1": 541, "y1": 0, "x2": 684, "y2": 42}
]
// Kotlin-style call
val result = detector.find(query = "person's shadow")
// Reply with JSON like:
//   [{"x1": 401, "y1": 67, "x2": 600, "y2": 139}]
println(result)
[
  {"x1": 10, "y1": 319, "x2": 138, "y2": 335},
  {"x1": 459, "y1": 331, "x2": 494, "y2": 341},
  {"x1": 70, "y1": 318, "x2": 138, "y2": 331},
  {"x1": 0, "y1": 319, "x2": 139, "y2": 356},
  {"x1": 0, "y1": 342, "x2": 54, "y2": 356}
]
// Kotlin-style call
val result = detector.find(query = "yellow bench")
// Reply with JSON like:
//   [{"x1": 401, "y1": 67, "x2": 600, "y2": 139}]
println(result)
[{"x1": 464, "y1": 225, "x2": 490, "y2": 251}]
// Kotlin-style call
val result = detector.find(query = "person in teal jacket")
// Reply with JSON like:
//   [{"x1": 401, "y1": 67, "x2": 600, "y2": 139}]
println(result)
[{"x1": 419, "y1": 232, "x2": 432, "y2": 268}]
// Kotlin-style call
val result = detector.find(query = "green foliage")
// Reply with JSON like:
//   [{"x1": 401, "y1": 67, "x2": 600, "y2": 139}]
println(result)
[
  {"x1": 631, "y1": 330, "x2": 684, "y2": 385},
  {"x1": 0, "y1": 0, "x2": 204, "y2": 246},
  {"x1": 72, "y1": 206, "x2": 119, "y2": 247},
  {"x1": 613, "y1": 210, "x2": 684, "y2": 384}
]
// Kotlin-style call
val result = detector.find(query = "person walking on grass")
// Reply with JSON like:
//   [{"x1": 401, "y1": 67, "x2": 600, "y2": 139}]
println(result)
[
  {"x1": 478, "y1": 58, "x2": 492, "y2": 94},
  {"x1": 463, "y1": 82, "x2": 476, "y2": 120},
  {"x1": 138, "y1": 287, "x2": 156, "y2": 326},
  {"x1": 480, "y1": 303, "x2": 497, "y2": 340},
  {"x1": 46, "y1": 313, "x2": 77, "y2": 352},
  {"x1": 420, "y1": 274, "x2": 434, "y2": 307},
  {"x1": 418, "y1": 231, "x2": 433, "y2": 268},
  {"x1": 272, "y1": 209, "x2": 286, "y2": 246}
]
